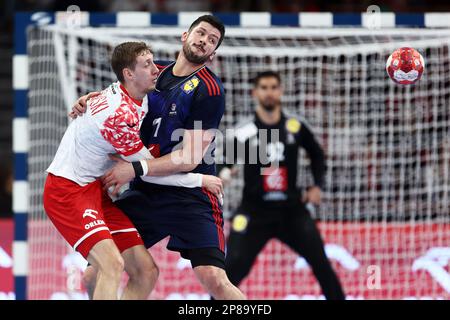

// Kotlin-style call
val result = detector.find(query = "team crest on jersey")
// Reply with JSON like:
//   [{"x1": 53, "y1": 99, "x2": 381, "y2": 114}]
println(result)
[
  {"x1": 182, "y1": 76, "x2": 200, "y2": 94},
  {"x1": 286, "y1": 118, "x2": 301, "y2": 134},
  {"x1": 169, "y1": 103, "x2": 177, "y2": 116}
]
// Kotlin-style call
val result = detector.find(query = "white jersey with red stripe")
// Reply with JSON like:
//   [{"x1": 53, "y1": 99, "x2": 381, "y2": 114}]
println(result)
[{"x1": 47, "y1": 82, "x2": 149, "y2": 186}]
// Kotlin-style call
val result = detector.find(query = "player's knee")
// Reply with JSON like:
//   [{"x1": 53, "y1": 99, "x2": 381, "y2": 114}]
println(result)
[
  {"x1": 148, "y1": 262, "x2": 159, "y2": 281},
  {"x1": 132, "y1": 260, "x2": 159, "y2": 284},
  {"x1": 195, "y1": 266, "x2": 229, "y2": 293},
  {"x1": 112, "y1": 256, "x2": 125, "y2": 274},
  {"x1": 142, "y1": 262, "x2": 159, "y2": 288},
  {"x1": 98, "y1": 253, "x2": 125, "y2": 279},
  {"x1": 126, "y1": 252, "x2": 159, "y2": 284},
  {"x1": 89, "y1": 240, "x2": 125, "y2": 277}
]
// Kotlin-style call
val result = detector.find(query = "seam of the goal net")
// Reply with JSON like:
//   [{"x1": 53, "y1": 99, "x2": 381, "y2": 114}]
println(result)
[{"x1": 45, "y1": 26, "x2": 450, "y2": 57}]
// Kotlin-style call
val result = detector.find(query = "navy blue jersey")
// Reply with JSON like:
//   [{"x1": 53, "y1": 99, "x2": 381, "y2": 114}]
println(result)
[
  {"x1": 132, "y1": 60, "x2": 225, "y2": 194},
  {"x1": 119, "y1": 61, "x2": 226, "y2": 254},
  {"x1": 141, "y1": 61, "x2": 224, "y2": 173}
]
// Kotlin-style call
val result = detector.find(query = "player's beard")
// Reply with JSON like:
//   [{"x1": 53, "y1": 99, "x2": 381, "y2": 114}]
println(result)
[
  {"x1": 260, "y1": 99, "x2": 280, "y2": 112},
  {"x1": 183, "y1": 42, "x2": 210, "y2": 65}
]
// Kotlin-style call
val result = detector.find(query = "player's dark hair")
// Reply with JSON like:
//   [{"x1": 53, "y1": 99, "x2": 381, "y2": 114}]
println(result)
[
  {"x1": 111, "y1": 42, "x2": 153, "y2": 83},
  {"x1": 188, "y1": 15, "x2": 225, "y2": 49},
  {"x1": 253, "y1": 71, "x2": 282, "y2": 87}
]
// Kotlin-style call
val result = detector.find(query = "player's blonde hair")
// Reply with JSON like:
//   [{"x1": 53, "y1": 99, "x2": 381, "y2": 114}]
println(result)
[{"x1": 111, "y1": 42, "x2": 153, "y2": 83}]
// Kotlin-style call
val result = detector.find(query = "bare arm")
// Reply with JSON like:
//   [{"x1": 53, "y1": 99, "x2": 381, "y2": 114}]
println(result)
[
  {"x1": 116, "y1": 131, "x2": 222, "y2": 196},
  {"x1": 102, "y1": 129, "x2": 216, "y2": 195},
  {"x1": 146, "y1": 129, "x2": 214, "y2": 176}
]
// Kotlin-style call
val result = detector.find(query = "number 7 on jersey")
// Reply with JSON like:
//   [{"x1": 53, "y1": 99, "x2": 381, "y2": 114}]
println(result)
[{"x1": 153, "y1": 117, "x2": 162, "y2": 137}]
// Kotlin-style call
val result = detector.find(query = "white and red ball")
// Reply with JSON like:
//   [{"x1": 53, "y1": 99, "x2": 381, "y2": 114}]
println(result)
[{"x1": 386, "y1": 47, "x2": 425, "y2": 85}]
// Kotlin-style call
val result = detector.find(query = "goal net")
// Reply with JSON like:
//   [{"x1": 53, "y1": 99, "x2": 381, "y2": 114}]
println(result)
[{"x1": 27, "y1": 24, "x2": 450, "y2": 299}]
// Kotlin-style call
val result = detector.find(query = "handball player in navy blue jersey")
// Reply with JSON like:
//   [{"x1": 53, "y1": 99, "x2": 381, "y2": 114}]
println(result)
[{"x1": 74, "y1": 15, "x2": 245, "y2": 300}]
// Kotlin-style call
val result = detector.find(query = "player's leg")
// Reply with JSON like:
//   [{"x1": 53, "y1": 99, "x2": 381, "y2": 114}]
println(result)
[
  {"x1": 163, "y1": 188, "x2": 246, "y2": 299},
  {"x1": 82, "y1": 245, "x2": 159, "y2": 300},
  {"x1": 225, "y1": 210, "x2": 273, "y2": 287},
  {"x1": 186, "y1": 248, "x2": 246, "y2": 300},
  {"x1": 82, "y1": 265, "x2": 97, "y2": 299},
  {"x1": 279, "y1": 204, "x2": 345, "y2": 300},
  {"x1": 85, "y1": 239, "x2": 124, "y2": 300},
  {"x1": 43, "y1": 174, "x2": 123, "y2": 300},
  {"x1": 81, "y1": 246, "x2": 158, "y2": 301},
  {"x1": 103, "y1": 190, "x2": 160, "y2": 300},
  {"x1": 120, "y1": 245, "x2": 159, "y2": 300},
  {"x1": 194, "y1": 266, "x2": 244, "y2": 300}
]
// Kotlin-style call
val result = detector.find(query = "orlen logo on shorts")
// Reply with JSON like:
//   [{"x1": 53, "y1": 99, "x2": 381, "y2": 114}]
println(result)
[{"x1": 82, "y1": 209, "x2": 105, "y2": 230}]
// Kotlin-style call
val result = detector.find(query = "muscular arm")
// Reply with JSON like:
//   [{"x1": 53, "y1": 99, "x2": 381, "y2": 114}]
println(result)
[
  {"x1": 144, "y1": 129, "x2": 215, "y2": 176},
  {"x1": 102, "y1": 129, "x2": 218, "y2": 195},
  {"x1": 121, "y1": 146, "x2": 203, "y2": 188}
]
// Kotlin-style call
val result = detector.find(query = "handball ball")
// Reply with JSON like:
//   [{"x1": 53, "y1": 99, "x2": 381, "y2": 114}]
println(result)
[{"x1": 386, "y1": 47, "x2": 424, "y2": 85}]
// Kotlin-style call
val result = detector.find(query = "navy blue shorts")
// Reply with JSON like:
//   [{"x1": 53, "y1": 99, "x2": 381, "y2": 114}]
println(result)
[{"x1": 114, "y1": 186, "x2": 226, "y2": 256}]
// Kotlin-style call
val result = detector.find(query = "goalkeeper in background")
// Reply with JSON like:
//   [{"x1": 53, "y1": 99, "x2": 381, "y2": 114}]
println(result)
[{"x1": 219, "y1": 71, "x2": 345, "y2": 300}]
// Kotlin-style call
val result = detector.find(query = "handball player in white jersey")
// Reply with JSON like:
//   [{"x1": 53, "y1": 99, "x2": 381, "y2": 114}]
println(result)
[{"x1": 43, "y1": 42, "x2": 223, "y2": 300}]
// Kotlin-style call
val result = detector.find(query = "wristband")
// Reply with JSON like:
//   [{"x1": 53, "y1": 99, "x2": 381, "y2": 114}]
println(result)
[
  {"x1": 140, "y1": 159, "x2": 149, "y2": 176},
  {"x1": 131, "y1": 161, "x2": 143, "y2": 177}
]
